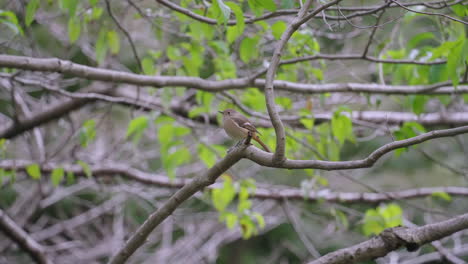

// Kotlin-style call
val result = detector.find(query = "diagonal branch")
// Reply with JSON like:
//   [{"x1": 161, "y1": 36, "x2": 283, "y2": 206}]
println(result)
[
  {"x1": 108, "y1": 145, "x2": 245, "y2": 264},
  {"x1": 0, "y1": 209, "x2": 53, "y2": 264},
  {"x1": 307, "y1": 213, "x2": 468, "y2": 264}
]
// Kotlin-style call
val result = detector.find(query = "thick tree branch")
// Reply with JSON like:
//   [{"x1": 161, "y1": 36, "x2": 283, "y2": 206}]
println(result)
[
  {"x1": 307, "y1": 213, "x2": 468, "y2": 264},
  {"x1": 0, "y1": 85, "x2": 110, "y2": 139},
  {"x1": 246, "y1": 125, "x2": 468, "y2": 169},
  {"x1": 1, "y1": 55, "x2": 467, "y2": 95},
  {"x1": 2, "y1": 159, "x2": 468, "y2": 204},
  {"x1": 108, "y1": 145, "x2": 245, "y2": 264},
  {"x1": 0, "y1": 209, "x2": 53, "y2": 264}
]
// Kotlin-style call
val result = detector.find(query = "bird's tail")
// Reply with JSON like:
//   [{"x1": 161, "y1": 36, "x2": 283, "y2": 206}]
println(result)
[{"x1": 253, "y1": 136, "x2": 271, "y2": 152}]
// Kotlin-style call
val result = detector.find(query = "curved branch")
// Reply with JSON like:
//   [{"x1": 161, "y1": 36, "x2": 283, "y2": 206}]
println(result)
[
  {"x1": 0, "y1": 209, "x2": 53, "y2": 264},
  {"x1": 2, "y1": 160, "x2": 468, "y2": 204},
  {"x1": 104, "y1": 0, "x2": 143, "y2": 71},
  {"x1": 154, "y1": 0, "x2": 462, "y2": 25},
  {"x1": 1, "y1": 55, "x2": 467, "y2": 95},
  {"x1": 108, "y1": 146, "x2": 245, "y2": 264},
  {"x1": 307, "y1": 213, "x2": 468, "y2": 264},
  {"x1": 264, "y1": 0, "x2": 342, "y2": 163},
  {"x1": 246, "y1": 125, "x2": 468, "y2": 170},
  {"x1": 391, "y1": 0, "x2": 468, "y2": 25}
]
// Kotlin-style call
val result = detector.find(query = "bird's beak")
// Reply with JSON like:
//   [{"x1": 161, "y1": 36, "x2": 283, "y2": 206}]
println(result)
[{"x1": 218, "y1": 111, "x2": 223, "y2": 114}]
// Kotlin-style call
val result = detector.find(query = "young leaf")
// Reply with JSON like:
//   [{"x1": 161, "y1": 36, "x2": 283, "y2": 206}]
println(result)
[
  {"x1": 95, "y1": 28, "x2": 108, "y2": 65},
  {"x1": 0, "y1": 10, "x2": 24, "y2": 35},
  {"x1": 142, "y1": 57, "x2": 155, "y2": 75},
  {"x1": 107, "y1": 30, "x2": 120, "y2": 54},
  {"x1": 68, "y1": 17, "x2": 81, "y2": 44},
  {"x1": 26, "y1": 163, "x2": 41, "y2": 180},
  {"x1": 79, "y1": 119, "x2": 96, "y2": 148},
  {"x1": 271, "y1": 21, "x2": 286, "y2": 40},
  {"x1": 126, "y1": 116, "x2": 149, "y2": 144},
  {"x1": 51, "y1": 167, "x2": 64, "y2": 186},
  {"x1": 77, "y1": 160, "x2": 92, "y2": 178},
  {"x1": 239, "y1": 37, "x2": 259, "y2": 63},
  {"x1": 25, "y1": 0, "x2": 40, "y2": 26},
  {"x1": 225, "y1": 2, "x2": 245, "y2": 43}
]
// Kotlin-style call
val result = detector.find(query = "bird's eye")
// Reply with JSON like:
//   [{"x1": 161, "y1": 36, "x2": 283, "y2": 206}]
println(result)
[{"x1": 227, "y1": 111, "x2": 230, "y2": 115}]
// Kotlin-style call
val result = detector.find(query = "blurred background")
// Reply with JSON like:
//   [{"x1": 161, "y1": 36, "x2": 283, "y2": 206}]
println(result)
[{"x1": 0, "y1": 0, "x2": 467, "y2": 263}]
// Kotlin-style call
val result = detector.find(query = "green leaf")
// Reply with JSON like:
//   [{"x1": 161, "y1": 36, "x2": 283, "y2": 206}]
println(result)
[
  {"x1": 362, "y1": 209, "x2": 385, "y2": 236},
  {"x1": 224, "y1": 212, "x2": 238, "y2": 229},
  {"x1": 275, "y1": 97, "x2": 292, "y2": 109},
  {"x1": 158, "y1": 123, "x2": 174, "y2": 144},
  {"x1": 77, "y1": 160, "x2": 92, "y2": 178},
  {"x1": 79, "y1": 119, "x2": 96, "y2": 148},
  {"x1": 142, "y1": 57, "x2": 155, "y2": 75},
  {"x1": 432, "y1": 191, "x2": 452, "y2": 201},
  {"x1": 107, "y1": 30, "x2": 120, "y2": 54},
  {"x1": 198, "y1": 144, "x2": 217, "y2": 168},
  {"x1": 62, "y1": 0, "x2": 79, "y2": 16},
  {"x1": 247, "y1": 0, "x2": 275, "y2": 16},
  {"x1": 225, "y1": 2, "x2": 245, "y2": 43},
  {"x1": 447, "y1": 36, "x2": 468, "y2": 87},
  {"x1": 452, "y1": 4, "x2": 468, "y2": 17},
  {"x1": 66, "y1": 171, "x2": 75, "y2": 185},
  {"x1": 95, "y1": 28, "x2": 108, "y2": 65},
  {"x1": 253, "y1": 212, "x2": 265, "y2": 228},
  {"x1": 411, "y1": 95, "x2": 427, "y2": 115},
  {"x1": 68, "y1": 17, "x2": 81, "y2": 44},
  {"x1": 407, "y1": 32, "x2": 434, "y2": 50},
  {"x1": 89, "y1": 0, "x2": 99, "y2": 6},
  {"x1": 271, "y1": 21, "x2": 286, "y2": 40},
  {"x1": 213, "y1": 0, "x2": 231, "y2": 24},
  {"x1": 126, "y1": 116, "x2": 149, "y2": 144},
  {"x1": 331, "y1": 110, "x2": 354, "y2": 145},
  {"x1": 300, "y1": 118, "x2": 314, "y2": 130},
  {"x1": 239, "y1": 37, "x2": 259, "y2": 63},
  {"x1": 0, "y1": 10, "x2": 24, "y2": 35},
  {"x1": 211, "y1": 175, "x2": 236, "y2": 211},
  {"x1": 379, "y1": 203, "x2": 403, "y2": 228},
  {"x1": 25, "y1": 0, "x2": 40, "y2": 26},
  {"x1": 51, "y1": 167, "x2": 64, "y2": 187},
  {"x1": 26, "y1": 163, "x2": 41, "y2": 180},
  {"x1": 239, "y1": 216, "x2": 255, "y2": 239},
  {"x1": 261, "y1": 0, "x2": 277, "y2": 12}
]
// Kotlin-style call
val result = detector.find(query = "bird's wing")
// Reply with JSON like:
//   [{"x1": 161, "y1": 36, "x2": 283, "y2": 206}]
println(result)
[{"x1": 231, "y1": 115, "x2": 260, "y2": 134}]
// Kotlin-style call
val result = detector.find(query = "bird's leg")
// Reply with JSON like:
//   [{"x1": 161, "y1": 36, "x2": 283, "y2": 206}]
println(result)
[
  {"x1": 227, "y1": 140, "x2": 242, "y2": 153},
  {"x1": 244, "y1": 131, "x2": 253, "y2": 145},
  {"x1": 228, "y1": 137, "x2": 252, "y2": 153}
]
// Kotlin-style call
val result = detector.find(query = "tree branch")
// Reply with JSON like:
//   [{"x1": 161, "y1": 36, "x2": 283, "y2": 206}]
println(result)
[
  {"x1": 2, "y1": 160, "x2": 468, "y2": 204},
  {"x1": 0, "y1": 209, "x2": 53, "y2": 264},
  {"x1": 0, "y1": 55, "x2": 467, "y2": 95},
  {"x1": 246, "y1": 125, "x2": 468, "y2": 169},
  {"x1": 107, "y1": 145, "x2": 245, "y2": 264},
  {"x1": 264, "y1": 0, "x2": 342, "y2": 163},
  {"x1": 307, "y1": 213, "x2": 468, "y2": 264}
]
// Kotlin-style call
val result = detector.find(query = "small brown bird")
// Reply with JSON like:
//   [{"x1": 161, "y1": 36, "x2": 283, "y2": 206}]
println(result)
[{"x1": 219, "y1": 109, "x2": 271, "y2": 152}]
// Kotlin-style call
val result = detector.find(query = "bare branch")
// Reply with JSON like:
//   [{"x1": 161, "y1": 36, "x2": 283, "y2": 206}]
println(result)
[
  {"x1": 391, "y1": 0, "x2": 468, "y2": 25},
  {"x1": 0, "y1": 209, "x2": 53, "y2": 264},
  {"x1": 0, "y1": 55, "x2": 467, "y2": 96},
  {"x1": 104, "y1": 0, "x2": 143, "y2": 71},
  {"x1": 108, "y1": 146, "x2": 245, "y2": 264},
  {"x1": 246, "y1": 125, "x2": 468, "y2": 170},
  {"x1": 307, "y1": 213, "x2": 468, "y2": 264},
  {"x1": 264, "y1": 0, "x2": 342, "y2": 163},
  {"x1": 2, "y1": 160, "x2": 468, "y2": 204}
]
